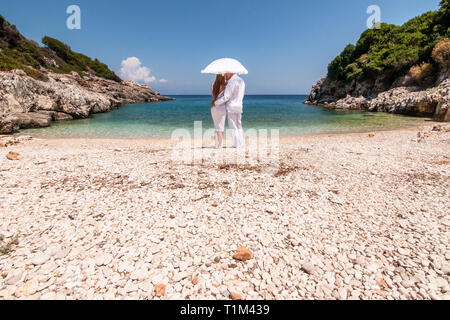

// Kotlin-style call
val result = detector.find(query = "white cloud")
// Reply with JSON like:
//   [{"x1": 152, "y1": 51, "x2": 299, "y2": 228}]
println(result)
[
  {"x1": 119, "y1": 57, "x2": 156, "y2": 83},
  {"x1": 159, "y1": 79, "x2": 168, "y2": 83}
]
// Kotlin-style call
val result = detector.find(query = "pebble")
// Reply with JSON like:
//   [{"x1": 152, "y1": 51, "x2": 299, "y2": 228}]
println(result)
[
  {"x1": 301, "y1": 262, "x2": 315, "y2": 275},
  {"x1": 401, "y1": 280, "x2": 415, "y2": 288},
  {"x1": 233, "y1": 247, "x2": 253, "y2": 262},
  {"x1": 173, "y1": 271, "x2": 189, "y2": 282},
  {"x1": 31, "y1": 253, "x2": 51, "y2": 266},
  {"x1": 95, "y1": 254, "x2": 113, "y2": 266},
  {"x1": 338, "y1": 288, "x2": 348, "y2": 300},
  {"x1": 229, "y1": 291, "x2": 243, "y2": 300},
  {"x1": 155, "y1": 284, "x2": 166, "y2": 297},
  {"x1": 15, "y1": 280, "x2": 38, "y2": 297},
  {"x1": 5, "y1": 269, "x2": 23, "y2": 285},
  {"x1": 54, "y1": 249, "x2": 71, "y2": 260},
  {"x1": 366, "y1": 264, "x2": 378, "y2": 273},
  {"x1": 324, "y1": 245, "x2": 339, "y2": 256}
]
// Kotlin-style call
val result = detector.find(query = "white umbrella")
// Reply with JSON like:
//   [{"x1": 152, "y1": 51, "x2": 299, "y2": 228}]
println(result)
[{"x1": 201, "y1": 58, "x2": 248, "y2": 75}]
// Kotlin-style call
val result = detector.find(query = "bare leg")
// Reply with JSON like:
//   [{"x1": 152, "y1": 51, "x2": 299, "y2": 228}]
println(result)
[
  {"x1": 215, "y1": 131, "x2": 224, "y2": 149},
  {"x1": 218, "y1": 131, "x2": 224, "y2": 148}
]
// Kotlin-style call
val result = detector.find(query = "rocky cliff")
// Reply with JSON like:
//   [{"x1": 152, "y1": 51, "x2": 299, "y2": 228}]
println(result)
[
  {"x1": 0, "y1": 69, "x2": 173, "y2": 134},
  {"x1": 305, "y1": 2, "x2": 450, "y2": 122},
  {"x1": 305, "y1": 70, "x2": 449, "y2": 122},
  {"x1": 0, "y1": 14, "x2": 173, "y2": 134}
]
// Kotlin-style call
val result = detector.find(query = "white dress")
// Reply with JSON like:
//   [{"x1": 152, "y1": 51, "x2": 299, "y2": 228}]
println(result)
[{"x1": 211, "y1": 91, "x2": 227, "y2": 132}]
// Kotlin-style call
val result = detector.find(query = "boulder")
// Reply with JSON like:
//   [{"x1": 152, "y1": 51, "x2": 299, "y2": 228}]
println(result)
[
  {"x1": 14, "y1": 112, "x2": 52, "y2": 129},
  {"x1": 0, "y1": 115, "x2": 20, "y2": 134},
  {"x1": 53, "y1": 112, "x2": 73, "y2": 121},
  {"x1": 434, "y1": 95, "x2": 450, "y2": 122}
]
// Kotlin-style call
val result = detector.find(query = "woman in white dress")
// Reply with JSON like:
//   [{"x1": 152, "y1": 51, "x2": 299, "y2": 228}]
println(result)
[{"x1": 210, "y1": 74, "x2": 227, "y2": 149}]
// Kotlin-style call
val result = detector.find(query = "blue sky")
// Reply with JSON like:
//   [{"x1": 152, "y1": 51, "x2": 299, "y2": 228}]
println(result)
[{"x1": 1, "y1": 0, "x2": 441, "y2": 94}]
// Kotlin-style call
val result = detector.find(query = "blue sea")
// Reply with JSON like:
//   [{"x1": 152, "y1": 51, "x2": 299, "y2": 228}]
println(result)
[{"x1": 17, "y1": 95, "x2": 428, "y2": 138}]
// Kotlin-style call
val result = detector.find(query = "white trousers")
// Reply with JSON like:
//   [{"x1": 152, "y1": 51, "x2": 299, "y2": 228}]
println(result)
[{"x1": 227, "y1": 112, "x2": 244, "y2": 148}]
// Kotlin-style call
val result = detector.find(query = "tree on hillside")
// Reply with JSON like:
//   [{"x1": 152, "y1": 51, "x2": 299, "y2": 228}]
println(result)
[{"x1": 327, "y1": 3, "x2": 448, "y2": 83}]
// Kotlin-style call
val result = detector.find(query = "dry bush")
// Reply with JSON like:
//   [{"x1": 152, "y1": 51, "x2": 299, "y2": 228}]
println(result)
[
  {"x1": 28, "y1": 68, "x2": 48, "y2": 81},
  {"x1": 409, "y1": 62, "x2": 435, "y2": 87},
  {"x1": 358, "y1": 54, "x2": 369, "y2": 66},
  {"x1": 432, "y1": 38, "x2": 450, "y2": 68}
]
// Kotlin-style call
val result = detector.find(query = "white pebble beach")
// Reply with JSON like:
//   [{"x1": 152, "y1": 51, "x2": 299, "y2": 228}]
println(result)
[{"x1": 0, "y1": 123, "x2": 449, "y2": 300}]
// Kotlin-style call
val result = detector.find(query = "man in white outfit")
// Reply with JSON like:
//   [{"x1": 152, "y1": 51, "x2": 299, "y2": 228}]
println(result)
[{"x1": 213, "y1": 73, "x2": 246, "y2": 148}]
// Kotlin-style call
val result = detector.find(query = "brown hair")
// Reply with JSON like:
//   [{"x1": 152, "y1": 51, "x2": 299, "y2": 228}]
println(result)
[{"x1": 211, "y1": 74, "x2": 227, "y2": 103}]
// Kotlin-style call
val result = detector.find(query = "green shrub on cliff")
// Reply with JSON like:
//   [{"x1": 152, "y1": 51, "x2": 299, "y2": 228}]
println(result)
[
  {"x1": 328, "y1": 2, "x2": 449, "y2": 82},
  {"x1": 0, "y1": 14, "x2": 121, "y2": 82},
  {"x1": 42, "y1": 37, "x2": 121, "y2": 82},
  {"x1": 328, "y1": 44, "x2": 356, "y2": 80},
  {"x1": 0, "y1": 15, "x2": 48, "y2": 80}
]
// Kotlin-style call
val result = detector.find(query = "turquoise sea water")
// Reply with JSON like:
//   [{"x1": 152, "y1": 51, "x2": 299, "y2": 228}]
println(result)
[{"x1": 17, "y1": 95, "x2": 429, "y2": 138}]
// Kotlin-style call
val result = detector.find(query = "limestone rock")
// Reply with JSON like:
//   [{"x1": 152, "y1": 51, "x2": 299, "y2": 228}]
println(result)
[
  {"x1": 15, "y1": 280, "x2": 38, "y2": 297},
  {"x1": 6, "y1": 151, "x2": 23, "y2": 160},
  {"x1": 233, "y1": 247, "x2": 253, "y2": 262},
  {"x1": 54, "y1": 112, "x2": 74, "y2": 121},
  {"x1": 5, "y1": 269, "x2": 23, "y2": 285},
  {"x1": 0, "y1": 69, "x2": 175, "y2": 134},
  {"x1": 155, "y1": 284, "x2": 166, "y2": 297},
  {"x1": 305, "y1": 71, "x2": 450, "y2": 122},
  {"x1": 229, "y1": 291, "x2": 243, "y2": 300},
  {"x1": 31, "y1": 253, "x2": 51, "y2": 265},
  {"x1": 301, "y1": 262, "x2": 316, "y2": 275}
]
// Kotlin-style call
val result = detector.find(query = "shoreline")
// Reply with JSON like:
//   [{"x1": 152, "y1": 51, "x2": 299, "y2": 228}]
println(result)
[{"x1": 6, "y1": 120, "x2": 440, "y2": 142}]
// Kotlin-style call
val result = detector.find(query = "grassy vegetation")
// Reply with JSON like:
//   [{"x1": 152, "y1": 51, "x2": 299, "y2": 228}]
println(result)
[
  {"x1": 328, "y1": 1, "x2": 449, "y2": 84},
  {"x1": 0, "y1": 14, "x2": 121, "y2": 82},
  {"x1": 42, "y1": 37, "x2": 121, "y2": 82}
]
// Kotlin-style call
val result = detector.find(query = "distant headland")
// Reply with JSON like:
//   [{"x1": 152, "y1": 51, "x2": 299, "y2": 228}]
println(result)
[{"x1": 0, "y1": 14, "x2": 174, "y2": 134}]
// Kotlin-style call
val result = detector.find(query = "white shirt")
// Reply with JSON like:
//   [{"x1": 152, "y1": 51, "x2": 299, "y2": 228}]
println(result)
[{"x1": 214, "y1": 75, "x2": 246, "y2": 114}]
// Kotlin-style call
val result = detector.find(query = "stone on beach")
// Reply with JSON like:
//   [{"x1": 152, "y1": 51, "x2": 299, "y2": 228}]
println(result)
[
  {"x1": 5, "y1": 269, "x2": 23, "y2": 285},
  {"x1": 233, "y1": 247, "x2": 254, "y2": 262},
  {"x1": 229, "y1": 291, "x2": 244, "y2": 300},
  {"x1": 301, "y1": 262, "x2": 316, "y2": 275},
  {"x1": 155, "y1": 284, "x2": 166, "y2": 298},
  {"x1": 31, "y1": 253, "x2": 51, "y2": 265},
  {"x1": 6, "y1": 151, "x2": 23, "y2": 160}
]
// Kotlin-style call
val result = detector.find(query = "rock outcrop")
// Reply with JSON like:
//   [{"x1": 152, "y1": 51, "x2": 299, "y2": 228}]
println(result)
[
  {"x1": 305, "y1": 69, "x2": 449, "y2": 122},
  {"x1": 0, "y1": 69, "x2": 174, "y2": 134},
  {"x1": 304, "y1": 2, "x2": 449, "y2": 122}
]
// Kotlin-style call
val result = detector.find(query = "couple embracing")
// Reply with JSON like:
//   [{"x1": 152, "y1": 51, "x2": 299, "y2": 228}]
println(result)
[{"x1": 210, "y1": 73, "x2": 246, "y2": 149}]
